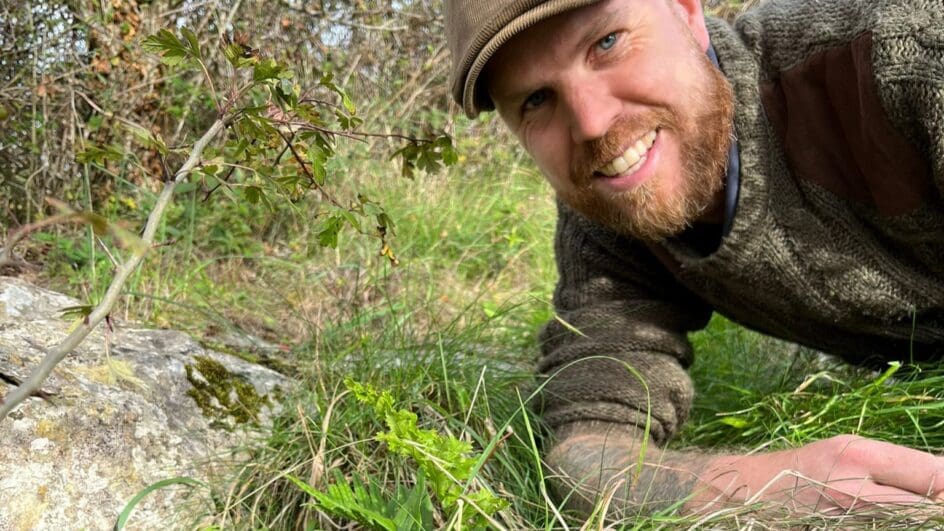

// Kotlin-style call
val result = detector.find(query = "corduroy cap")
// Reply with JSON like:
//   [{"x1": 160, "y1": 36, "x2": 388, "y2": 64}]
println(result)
[{"x1": 446, "y1": 0, "x2": 601, "y2": 118}]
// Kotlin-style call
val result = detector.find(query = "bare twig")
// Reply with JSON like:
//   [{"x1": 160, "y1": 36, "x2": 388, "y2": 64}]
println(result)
[
  {"x1": 0, "y1": 213, "x2": 77, "y2": 269},
  {"x1": 196, "y1": 57, "x2": 223, "y2": 116},
  {"x1": 0, "y1": 118, "x2": 228, "y2": 420},
  {"x1": 0, "y1": 373, "x2": 55, "y2": 401},
  {"x1": 75, "y1": 91, "x2": 161, "y2": 140},
  {"x1": 286, "y1": 119, "x2": 434, "y2": 145}
]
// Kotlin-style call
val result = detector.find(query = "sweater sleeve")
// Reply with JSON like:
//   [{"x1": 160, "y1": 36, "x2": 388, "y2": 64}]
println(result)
[
  {"x1": 536, "y1": 202, "x2": 712, "y2": 444},
  {"x1": 871, "y1": 0, "x2": 944, "y2": 195}
]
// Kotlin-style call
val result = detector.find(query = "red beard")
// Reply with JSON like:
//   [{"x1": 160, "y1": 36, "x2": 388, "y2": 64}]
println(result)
[{"x1": 564, "y1": 51, "x2": 735, "y2": 242}]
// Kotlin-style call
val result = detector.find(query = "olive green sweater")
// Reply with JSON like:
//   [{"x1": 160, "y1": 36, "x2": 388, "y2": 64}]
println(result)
[{"x1": 537, "y1": 0, "x2": 944, "y2": 443}]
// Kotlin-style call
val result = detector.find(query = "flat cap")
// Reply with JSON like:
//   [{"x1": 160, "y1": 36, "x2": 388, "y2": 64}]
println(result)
[{"x1": 446, "y1": 0, "x2": 601, "y2": 118}]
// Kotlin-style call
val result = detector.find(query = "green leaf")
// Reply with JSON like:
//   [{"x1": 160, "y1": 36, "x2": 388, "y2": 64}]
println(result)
[
  {"x1": 284, "y1": 473, "x2": 322, "y2": 498},
  {"x1": 436, "y1": 136, "x2": 459, "y2": 166},
  {"x1": 180, "y1": 27, "x2": 201, "y2": 59},
  {"x1": 123, "y1": 122, "x2": 167, "y2": 155},
  {"x1": 253, "y1": 58, "x2": 283, "y2": 82},
  {"x1": 236, "y1": 112, "x2": 275, "y2": 139},
  {"x1": 60, "y1": 304, "x2": 94, "y2": 321},
  {"x1": 141, "y1": 29, "x2": 183, "y2": 53},
  {"x1": 277, "y1": 78, "x2": 298, "y2": 106},
  {"x1": 142, "y1": 29, "x2": 191, "y2": 67},
  {"x1": 343, "y1": 378, "x2": 507, "y2": 527},
  {"x1": 341, "y1": 92, "x2": 356, "y2": 115},
  {"x1": 76, "y1": 144, "x2": 124, "y2": 165},
  {"x1": 229, "y1": 138, "x2": 251, "y2": 159},
  {"x1": 115, "y1": 477, "x2": 205, "y2": 530},
  {"x1": 339, "y1": 209, "x2": 361, "y2": 232},
  {"x1": 308, "y1": 143, "x2": 328, "y2": 186},
  {"x1": 391, "y1": 472, "x2": 434, "y2": 531},
  {"x1": 319, "y1": 71, "x2": 338, "y2": 92},
  {"x1": 376, "y1": 212, "x2": 395, "y2": 233},
  {"x1": 335, "y1": 110, "x2": 362, "y2": 131},
  {"x1": 720, "y1": 416, "x2": 751, "y2": 429},
  {"x1": 222, "y1": 43, "x2": 244, "y2": 68},
  {"x1": 401, "y1": 160, "x2": 415, "y2": 179},
  {"x1": 312, "y1": 133, "x2": 335, "y2": 157},
  {"x1": 393, "y1": 144, "x2": 419, "y2": 180},
  {"x1": 87, "y1": 115, "x2": 104, "y2": 132},
  {"x1": 173, "y1": 182, "x2": 198, "y2": 195},
  {"x1": 317, "y1": 215, "x2": 343, "y2": 248},
  {"x1": 286, "y1": 474, "x2": 398, "y2": 531},
  {"x1": 418, "y1": 149, "x2": 441, "y2": 174},
  {"x1": 244, "y1": 186, "x2": 262, "y2": 204}
]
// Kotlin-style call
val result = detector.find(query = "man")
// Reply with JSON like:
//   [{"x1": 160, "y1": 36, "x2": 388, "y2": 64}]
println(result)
[{"x1": 446, "y1": 0, "x2": 944, "y2": 520}]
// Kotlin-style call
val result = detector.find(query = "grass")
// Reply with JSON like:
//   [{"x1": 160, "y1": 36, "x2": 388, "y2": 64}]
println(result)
[
  {"x1": 23, "y1": 52, "x2": 944, "y2": 531},
  {"x1": 179, "y1": 312, "x2": 944, "y2": 529}
]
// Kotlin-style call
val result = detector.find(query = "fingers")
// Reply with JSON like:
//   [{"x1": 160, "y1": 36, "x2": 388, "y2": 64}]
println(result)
[
  {"x1": 830, "y1": 436, "x2": 944, "y2": 497},
  {"x1": 819, "y1": 481, "x2": 944, "y2": 526},
  {"x1": 817, "y1": 479, "x2": 934, "y2": 511}
]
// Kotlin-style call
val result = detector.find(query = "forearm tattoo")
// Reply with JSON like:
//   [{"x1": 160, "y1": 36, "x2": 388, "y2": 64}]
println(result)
[{"x1": 546, "y1": 428, "x2": 720, "y2": 517}]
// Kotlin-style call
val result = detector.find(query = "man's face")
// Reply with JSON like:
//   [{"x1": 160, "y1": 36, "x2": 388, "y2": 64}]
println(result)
[{"x1": 486, "y1": 0, "x2": 734, "y2": 241}]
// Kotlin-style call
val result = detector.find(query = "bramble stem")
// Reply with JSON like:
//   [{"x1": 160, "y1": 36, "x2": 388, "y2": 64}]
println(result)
[{"x1": 0, "y1": 119, "x2": 227, "y2": 421}]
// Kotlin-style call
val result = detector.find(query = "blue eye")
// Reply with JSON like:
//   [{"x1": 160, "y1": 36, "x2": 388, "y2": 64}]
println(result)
[
  {"x1": 523, "y1": 89, "x2": 548, "y2": 111},
  {"x1": 598, "y1": 32, "x2": 618, "y2": 51}
]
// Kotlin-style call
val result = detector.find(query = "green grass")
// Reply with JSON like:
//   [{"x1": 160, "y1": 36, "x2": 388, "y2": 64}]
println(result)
[{"x1": 31, "y1": 118, "x2": 944, "y2": 529}]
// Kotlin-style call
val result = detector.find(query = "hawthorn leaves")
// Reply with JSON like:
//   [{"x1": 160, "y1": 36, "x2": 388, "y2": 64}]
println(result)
[{"x1": 112, "y1": 27, "x2": 457, "y2": 264}]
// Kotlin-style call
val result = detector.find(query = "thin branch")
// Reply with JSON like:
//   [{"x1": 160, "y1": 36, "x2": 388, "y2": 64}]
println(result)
[
  {"x1": 201, "y1": 138, "x2": 292, "y2": 202},
  {"x1": 75, "y1": 91, "x2": 160, "y2": 140},
  {"x1": 276, "y1": 130, "x2": 344, "y2": 209},
  {"x1": 0, "y1": 118, "x2": 228, "y2": 421},
  {"x1": 286, "y1": 120, "x2": 434, "y2": 145},
  {"x1": 195, "y1": 57, "x2": 223, "y2": 115},
  {"x1": 0, "y1": 373, "x2": 55, "y2": 401},
  {"x1": 0, "y1": 213, "x2": 77, "y2": 269}
]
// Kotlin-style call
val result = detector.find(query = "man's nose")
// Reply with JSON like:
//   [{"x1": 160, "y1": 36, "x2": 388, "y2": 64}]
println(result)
[{"x1": 564, "y1": 82, "x2": 620, "y2": 144}]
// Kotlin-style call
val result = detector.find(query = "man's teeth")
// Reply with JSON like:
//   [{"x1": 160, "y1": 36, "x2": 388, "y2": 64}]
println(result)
[{"x1": 598, "y1": 130, "x2": 658, "y2": 177}]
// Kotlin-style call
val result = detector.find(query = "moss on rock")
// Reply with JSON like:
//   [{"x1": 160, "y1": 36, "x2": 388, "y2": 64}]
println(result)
[{"x1": 184, "y1": 355, "x2": 273, "y2": 427}]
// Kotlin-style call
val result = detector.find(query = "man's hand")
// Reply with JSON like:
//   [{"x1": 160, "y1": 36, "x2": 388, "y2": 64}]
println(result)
[
  {"x1": 545, "y1": 423, "x2": 944, "y2": 520},
  {"x1": 700, "y1": 434, "x2": 944, "y2": 514}
]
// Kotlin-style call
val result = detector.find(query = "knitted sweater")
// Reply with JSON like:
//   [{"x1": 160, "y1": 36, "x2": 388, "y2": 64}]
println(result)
[{"x1": 537, "y1": 0, "x2": 944, "y2": 444}]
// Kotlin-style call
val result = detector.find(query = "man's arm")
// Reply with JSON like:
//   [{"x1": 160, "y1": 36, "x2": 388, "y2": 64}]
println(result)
[
  {"x1": 538, "y1": 203, "x2": 944, "y2": 519},
  {"x1": 546, "y1": 421, "x2": 944, "y2": 519},
  {"x1": 536, "y1": 201, "x2": 715, "y2": 513},
  {"x1": 871, "y1": 0, "x2": 944, "y2": 197},
  {"x1": 545, "y1": 421, "x2": 713, "y2": 516},
  {"x1": 537, "y1": 201, "x2": 712, "y2": 443}
]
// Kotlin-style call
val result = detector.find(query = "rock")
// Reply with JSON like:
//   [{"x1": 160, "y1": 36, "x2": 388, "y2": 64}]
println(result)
[{"x1": 0, "y1": 276, "x2": 293, "y2": 530}]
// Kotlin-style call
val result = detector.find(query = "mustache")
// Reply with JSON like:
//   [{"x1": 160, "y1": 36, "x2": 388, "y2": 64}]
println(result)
[{"x1": 570, "y1": 108, "x2": 676, "y2": 182}]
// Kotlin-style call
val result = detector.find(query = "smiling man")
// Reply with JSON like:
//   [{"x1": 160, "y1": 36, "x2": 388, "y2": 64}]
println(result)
[{"x1": 446, "y1": 0, "x2": 944, "y2": 521}]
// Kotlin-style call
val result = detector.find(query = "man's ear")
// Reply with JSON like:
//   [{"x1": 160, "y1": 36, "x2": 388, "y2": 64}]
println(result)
[{"x1": 670, "y1": 0, "x2": 710, "y2": 51}]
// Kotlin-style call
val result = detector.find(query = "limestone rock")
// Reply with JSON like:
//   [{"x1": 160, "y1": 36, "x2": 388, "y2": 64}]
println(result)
[{"x1": 0, "y1": 277, "x2": 292, "y2": 530}]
